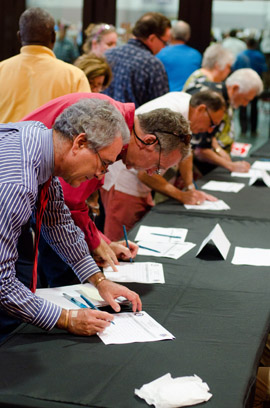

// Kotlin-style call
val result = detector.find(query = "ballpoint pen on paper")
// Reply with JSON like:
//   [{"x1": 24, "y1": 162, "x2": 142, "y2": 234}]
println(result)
[
  {"x1": 63, "y1": 293, "x2": 88, "y2": 308},
  {"x1": 150, "y1": 233, "x2": 181, "y2": 239},
  {"x1": 138, "y1": 245, "x2": 161, "y2": 253},
  {"x1": 193, "y1": 181, "x2": 198, "y2": 190},
  {"x1": 80, "y1": 294, "x2": 115, "y2": 325},
  {"x1": 123, "y1": 225, "x2": 133, "y2": 262}
]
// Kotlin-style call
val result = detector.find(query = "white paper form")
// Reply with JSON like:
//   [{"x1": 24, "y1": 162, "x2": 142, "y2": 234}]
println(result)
[
  {"x1": 36, "y1": 283, "x2": 126, "y2": 309},
  {"x1": 251, "y1": 161, "x2": 270, "y2": 171},
  {"x1": 135, "y1": 225, "x2": 188, "y2": 243},
  {"x1": 98, "y1": 311, "x2": 175, "y2": 345},
  {"x1": 232, "y1": 247, "x2": 270, "y2": 266},
  {"x1": 103, "y1": 262, "x2": 164, "y2": 283},
  {"x1": 137, "y1": 241, "x2": 196, "y2": 259},
  {"x1": 184, "y1": 200, "x2": 230, "y2": 211},
  {"x1": 231, "y1": 169, "x2": 259, "y2": 178},
  {"x1": 202, "y1": 180, "x2": 245, "y2": 193},
  {"x1": 196, "y1": 223, "x2": 231, "y2": 260}
]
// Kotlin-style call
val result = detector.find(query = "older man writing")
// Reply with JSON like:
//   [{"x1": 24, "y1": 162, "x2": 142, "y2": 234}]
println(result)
[{"x1": 0, "y1": 99, "x2": 141, "y2": 340}]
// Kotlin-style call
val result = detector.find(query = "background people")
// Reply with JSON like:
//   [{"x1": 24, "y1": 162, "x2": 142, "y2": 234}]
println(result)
[
  {"x1": 74, "y1": 52, "x2": 112, "y2": 92},
  {"x1": 103, "y1": 12, "x2": 171, "y2": 107},
  {"x1": 82, "y1": 23, "x2": 118, "y2": 57},
  {"x1": 0, "y1": 7, "x2": 90, "y2": 123},
  {"x1": 157, "y1": 20, "x2": 202, "y2": 91}
]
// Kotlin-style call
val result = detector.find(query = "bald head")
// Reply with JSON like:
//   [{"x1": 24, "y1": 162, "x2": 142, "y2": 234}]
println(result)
[
  {"x1": 171, "y1": 20, "x2": 191, "y2": 43},
  {"x1": 19, "y1": 7, "x2": 55, "y2": 48}
]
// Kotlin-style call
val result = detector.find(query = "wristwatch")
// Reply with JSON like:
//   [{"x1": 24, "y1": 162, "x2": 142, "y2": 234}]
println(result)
[{"x1": 183, "y1": 183, "x2": 195, "y2": 191}]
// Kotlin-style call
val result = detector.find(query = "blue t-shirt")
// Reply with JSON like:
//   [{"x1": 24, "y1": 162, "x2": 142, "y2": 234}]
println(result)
[
  {"x1": 157, "y1": 44, "x2": 202, "y2": 91},
  {"x1": 233, "y1": 49, "x2": 267, "y2": 76}
]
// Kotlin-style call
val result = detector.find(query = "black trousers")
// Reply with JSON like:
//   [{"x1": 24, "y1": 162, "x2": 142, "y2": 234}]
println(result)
[
  {"x1": 239, "y1": 97, "x2": 258, "y2": 133},
  {"x1": 0, "y1": 223, "x2": 35, "y2": 341}
]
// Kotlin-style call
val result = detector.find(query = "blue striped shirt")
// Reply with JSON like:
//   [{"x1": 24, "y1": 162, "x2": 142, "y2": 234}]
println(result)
[{"x1": 0, "y1": 121, "x2": 100, "y2": 330}]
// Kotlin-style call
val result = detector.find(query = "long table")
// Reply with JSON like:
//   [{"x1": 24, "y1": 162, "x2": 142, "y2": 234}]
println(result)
[{"x1": 1, "y1": 160, "x2": 270, "y2": 408}]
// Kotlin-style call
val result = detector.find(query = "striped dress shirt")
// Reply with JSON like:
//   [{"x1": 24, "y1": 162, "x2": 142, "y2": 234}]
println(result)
[{"x1": 0, "y1": 121, "x2": 100, "y2": 330}]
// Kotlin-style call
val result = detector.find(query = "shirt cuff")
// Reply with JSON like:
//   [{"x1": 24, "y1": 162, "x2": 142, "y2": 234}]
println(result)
[{"x1": 72, "y1": 255, "x2": 101, "y2": 282}]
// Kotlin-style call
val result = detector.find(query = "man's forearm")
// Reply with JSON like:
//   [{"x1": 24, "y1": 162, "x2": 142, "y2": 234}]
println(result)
[
  {"x1": 138, "y1": 172, "x2": 185, "y2": 202},
  {"x1": 194, "y1": 148, "x2": 234, "y2": 171}
]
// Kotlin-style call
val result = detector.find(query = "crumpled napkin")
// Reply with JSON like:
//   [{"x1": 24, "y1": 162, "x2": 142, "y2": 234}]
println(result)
[{"x1": 134, "y1": 373, "x2": 212, "y2": 408}]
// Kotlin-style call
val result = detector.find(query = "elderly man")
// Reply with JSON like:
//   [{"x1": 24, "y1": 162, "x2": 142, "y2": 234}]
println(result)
[
  {"x1": 101, "y1": 90, "x2": 226, "y2": 240},
  {"x1": 185, "y1": 68, "x2": 264, "y2": 174},
  {"x1": 157, "y1": 20, "x2": 202, "y2": 91},
  {"x1": 0, "y1": 99, "x2": 142, "y2": 341},
  {"x1": 183, "y1": 43, "x2": 234, "y2": 90},
  {"x1": 0, "y1": 8, "x2": 90, "y2": 123},
  {"x1": 21, "y1": 92, "x2": 191, "y2": 286},
  {"x1": 103, "y1": 12, "x2": 171, "y2": 107}
]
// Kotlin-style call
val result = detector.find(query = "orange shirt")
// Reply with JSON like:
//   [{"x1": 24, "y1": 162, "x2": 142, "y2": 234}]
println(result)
[{"x1": 0, "y1": 45, "x2": 90, "y2": 123}]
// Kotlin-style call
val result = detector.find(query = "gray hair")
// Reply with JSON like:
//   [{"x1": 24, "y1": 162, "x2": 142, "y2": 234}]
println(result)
[
  {"x1": 137, "y1": 108, "x2": 191, "y2": 159},
  {"x1": 53, "y1": 99, "x2": 130, "y2": 150},
  {"x1": 171, "y1": 20, "x2": 191, "y2": 42},
  {"x1": 19, "y1": 8, "x2": 55, "y2": 45},
  {"x1": 202, "y1": 43, "x2": 234, "y2": 70},
  {"x1": 225, "y1": 68, "x2": 264, "y2": 95}
]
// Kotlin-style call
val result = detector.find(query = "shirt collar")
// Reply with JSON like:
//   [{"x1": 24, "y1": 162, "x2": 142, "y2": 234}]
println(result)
[
  {"x1": 20, "y1": 45, "x2": 56, "y2": 58},
  {"x1": 127, "y1": 38, "x2": 153, "y2": 54}
]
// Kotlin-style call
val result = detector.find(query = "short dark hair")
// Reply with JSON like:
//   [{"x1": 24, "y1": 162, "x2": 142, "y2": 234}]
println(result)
[
  {"x1": 190, "y1": 90, "x2": 226, "y2": 112},
  {"x1": 132, "y1": 12, "x2": 171, "y2": 39},
  {"x1": 19, "y1": 8, "x2": 55, "y2": 45},
  {"x1": 137, "y1": 108, "x2": 191, "y2": 158}
]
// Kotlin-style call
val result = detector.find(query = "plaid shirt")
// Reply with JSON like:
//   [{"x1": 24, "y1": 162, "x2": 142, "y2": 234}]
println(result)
[{"x1": 103, "y1": 38, "x2": 169, "y2": 108}]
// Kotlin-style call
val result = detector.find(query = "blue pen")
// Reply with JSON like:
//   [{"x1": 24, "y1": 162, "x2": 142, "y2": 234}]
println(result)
[
  {"x1": 151, "y1": 233, "x2": 181, "y2": 239},
  {"x1": 123, "y1": 225, "x2": 133, "y2": 262},
  {"x1": 80, "y1": 294, "x2": 115, "y2": 325},
  {"x1": 193, "y1": 181, "x2": 198, "y2": 190},
  {"x1": 139, "y1": 245, "x2": 161, "y2": 253},
  {"x1": 63, "y1": 293, "x2": 88, "y2": 308}
]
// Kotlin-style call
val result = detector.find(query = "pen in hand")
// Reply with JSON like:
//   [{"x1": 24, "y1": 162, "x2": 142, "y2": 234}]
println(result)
[
  {"x1": 80, "y1": 294, "x2": 115, "y2": 325},
  {"x1": 123, "y1": 225, "x2": 133, "y2": 263}
]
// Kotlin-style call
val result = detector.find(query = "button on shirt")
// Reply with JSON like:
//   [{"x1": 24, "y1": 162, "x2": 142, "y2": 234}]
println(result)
[
  {"x1": 0, "y1": 121, "x2": 100, "y2": 330},
  {"x1": 103, "y1": 38, "x2": 169, "y2": 108}
]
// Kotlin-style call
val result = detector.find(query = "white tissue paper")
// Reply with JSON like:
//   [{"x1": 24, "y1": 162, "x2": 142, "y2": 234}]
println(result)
[{"x1": 134, "y1": 373, "x2": 212, "y2": 408}]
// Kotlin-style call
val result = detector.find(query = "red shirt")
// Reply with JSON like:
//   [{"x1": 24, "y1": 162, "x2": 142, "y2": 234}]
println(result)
[{"x1": 22, "y1": 93, "x2": 135, "y2": 250}]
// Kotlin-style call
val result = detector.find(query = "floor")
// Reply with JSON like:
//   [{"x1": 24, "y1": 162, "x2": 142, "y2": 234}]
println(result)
[{"x1": 234, "y1": 99, "x2": 270, "y2": 156}]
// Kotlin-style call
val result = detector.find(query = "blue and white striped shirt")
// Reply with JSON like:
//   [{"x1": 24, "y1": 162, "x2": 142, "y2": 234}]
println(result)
[{"x1": 0, "y1": 121, "x2": 100, "y2": 330}]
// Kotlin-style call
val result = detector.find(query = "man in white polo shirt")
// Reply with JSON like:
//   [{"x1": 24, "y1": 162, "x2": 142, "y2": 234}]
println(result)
[{"x1": 101, "y1": 90, "x2": 225, "y2": 241}]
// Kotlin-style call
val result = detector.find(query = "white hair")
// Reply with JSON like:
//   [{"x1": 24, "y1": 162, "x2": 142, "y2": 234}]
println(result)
[
  {"x1": 202, "y1": 43, "x2": 234, "y2": 70},
  {"x1": 225, "y1": 68, "x2": 264, "y2": 95}
]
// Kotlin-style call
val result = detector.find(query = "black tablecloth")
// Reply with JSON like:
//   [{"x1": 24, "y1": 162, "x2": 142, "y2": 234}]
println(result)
[
  {"x1": 251, "y1": 140, "x2": 270, "y2": 158},
  {"x1": 1, "y1": 211, "x2": 270, "y2": 408}
]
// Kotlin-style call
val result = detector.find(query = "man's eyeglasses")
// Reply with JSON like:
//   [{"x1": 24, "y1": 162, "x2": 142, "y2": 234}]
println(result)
[
  {"x1": 133, "y1": 126, "x2": 191, "y2": 175},
  {"x1": 95, "y1": 150, "x2": 110, "y2": 175},
  {"x1": 156, "y1": 35, "x2": 169, "y2": 47},
  {"x1": 133, "y1": 125, "x2": 161, "y2": 174},
  {"x1": 205, "y1": 108, "x2": 217, "y2": 130}
]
